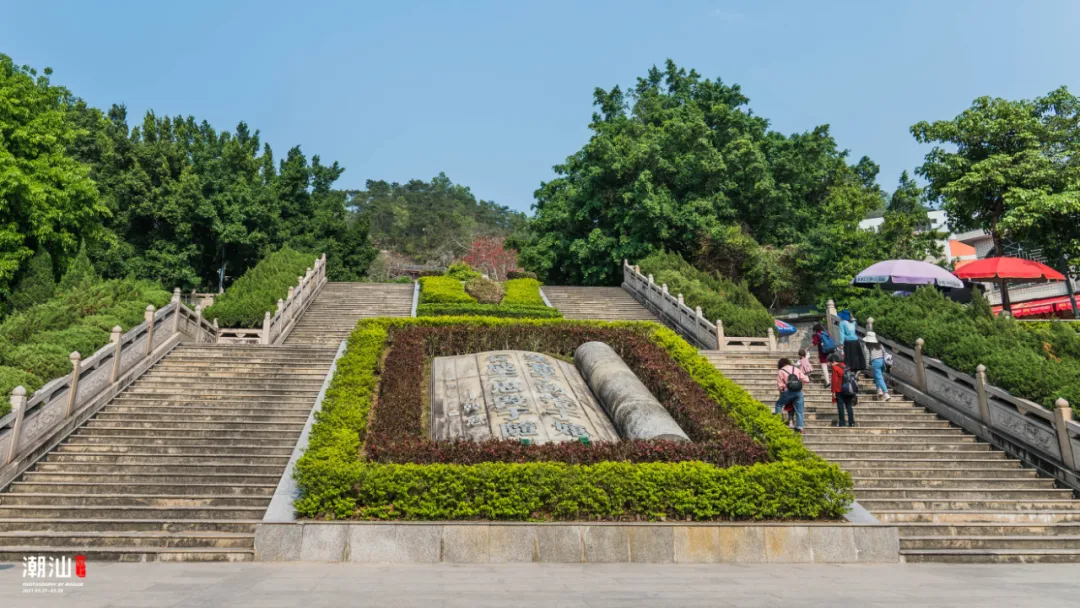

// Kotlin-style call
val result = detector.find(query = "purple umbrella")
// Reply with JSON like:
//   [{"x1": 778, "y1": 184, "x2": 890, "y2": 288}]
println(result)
[{"x1": 852, "y1": 259, "x2": 963, "y2": 291}]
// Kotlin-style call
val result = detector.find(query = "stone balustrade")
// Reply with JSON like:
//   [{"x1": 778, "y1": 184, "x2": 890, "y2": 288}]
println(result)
[
  {"x1": 826, "y1": 299, "x2": 1080, "y2": 489},
  {"x1": 621, "y1": 260, "x2": 777, "y2": 352},
  {"x1": 217, "y1": 253, "x2": 327, "y2": 345},
  {"x1": 0, "y1": 289, "x2": 215, "y2": 488}
]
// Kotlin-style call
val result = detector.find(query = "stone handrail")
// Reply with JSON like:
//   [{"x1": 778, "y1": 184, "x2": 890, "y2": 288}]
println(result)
[
  {"x1": 0, "y1": 289, "x2": 211, "y2": 487},
  {"x1": 825, "y1": 299, "x2": 1080, "y2": 488},
  {"x1": 217, "y1": 254, "x2": 327, "y2": 345},
  {"x1": 621, "y1": 260, "x2": 778, "y2": 352}
]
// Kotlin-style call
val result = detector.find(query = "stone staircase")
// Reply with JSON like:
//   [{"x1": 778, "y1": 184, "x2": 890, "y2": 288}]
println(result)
[
  {"x1": 703, "y1": 350, "x2": 1080, "y2": 563},
  {"x1": 284, "y1": 282, "x2": 414, "y2": 345},
  {"x1": 0, "y1": 344, "x2": 336, "y2": 562},
  {"x1": 542, "y1": 286, "x2": 658, "y2": 321}
]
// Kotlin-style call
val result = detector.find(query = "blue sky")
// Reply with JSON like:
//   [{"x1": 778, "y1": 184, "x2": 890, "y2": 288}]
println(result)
[{"x1": 3, "y1": 0, "x2": 1078, "y2": 213}]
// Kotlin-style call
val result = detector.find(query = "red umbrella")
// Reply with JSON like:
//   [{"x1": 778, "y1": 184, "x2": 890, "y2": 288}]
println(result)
[
  {"x1": 953, "y1": 256, "x2": 1072, "y2": 317},
  {"x1": 953, "y1": 257, "x2": 1065, "y2": 282}
]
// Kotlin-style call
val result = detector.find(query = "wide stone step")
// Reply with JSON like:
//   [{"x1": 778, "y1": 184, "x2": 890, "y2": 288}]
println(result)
[
  {"x1": 844, "y1": 467, "x2": 1035, "y2": 479},
  {"x1": 9, "y1": 482, "x2": 275, "y2": 496},
  {"x1": 75, "y1": 427, "x2": 300, "y2": 439},
  {"x1": 0, "y1": 546, "x2": 254, "y2": 562},
  {"x1": 858, "y1": 498, "x2": 1080, "y2": 511},
  {"x1": 900, "y1": 549, "x2": 1080, "y2": 563},
  {"x1": 90, "y1": 412, "x2": 308, "y2": 423},
  {"x1": 45, "y1": 453, "x2": 290, "y2": 465},
  {"x1": 32, "y1": 462, "x2": 284, "y2": 475},
  {"x1": 806, "y1": 420, "x2": 952, "y2": 429},
  {"x1": 878, "y1": 511, "x2": 1080, "y2": 524},
  {"x1": 149, "y1": 364, "x2": 332, "y2": 375},
  {"x1": 806, "y1": 443, "x2": 991, "y2": 452},
  {"x1": 56, "y1": 444, "x2": 293, "y2": 456},
  {"x1": 853, "y1": 477, "x2": 1055, "y2": 489},
  {"x1": 0, "y1": 493, "x2": 270, "y2": 508},
  {"x1": 135, "y1": 377, "x2": 326, "y2": 388},
  {"x1": 806, "y1": 415, "x2": 956, "y2": 424},
  {"x1": 0, "y1": 531, "x2": 254, "y2": 550},
  {"x1": 101, "y1": 404, "x2": 312, "y2": 416},
  {"x1": 805, "y1": 427, "x2": 965, "y2": 436},
  {"x1": 855, "y1": 488, "x2": 1073, "y2": 500},
  {"x1": 111, "y1": 395, "x2": 316, "y2": 405},
  {"x1": 64, "y1": 435, "x2": 298, "y2": 448},
  {"x1": 20, "y1": 472, "x2": 281, "y2": 485},
  {"x1": 814, "y1": 450, "x2": 1005, "y2": 460},
  {"x1": 143, "y1": 370, "x2": 329, "y2": 381},
  {"x1": 85, "y1": 420, "x2": 303, "y2": 431},
  {"x1": 896, "y1": 523, "x2": 1080, "y2": 536},
  {"x1": 803, "y1": 434, "x2": 976, "y2": 444},
  {"x1": 123, "y1": 388, "x2": 320, "y2": 397},
  {"x1": 0, "y1": 518, "x2": 258, "y2": 533},
  {"x1": 900, "y1": 535, "x2": 1080, "y2": 551},
  {"x1": 828, "y1": 458, "x2": 1018, "y2": 469}
]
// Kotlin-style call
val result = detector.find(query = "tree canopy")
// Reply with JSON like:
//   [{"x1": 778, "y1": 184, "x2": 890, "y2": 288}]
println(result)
[{"x1": 515, "y1": 60, "x2": 935, "y2": 306}]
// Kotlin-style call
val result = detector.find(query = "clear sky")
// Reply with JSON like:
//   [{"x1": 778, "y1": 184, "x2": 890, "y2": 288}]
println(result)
[{"x1": 3, "y1": 0, "x2": 1078, "y2": 213}]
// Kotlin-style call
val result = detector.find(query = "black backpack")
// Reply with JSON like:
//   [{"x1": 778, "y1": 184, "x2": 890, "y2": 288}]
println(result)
[
  {"x1": 841, "y1": 368, "x2": 859, "y2": 397},
  {"x1": 784, "y1": 366, "x2": 803, "y2": 392}
]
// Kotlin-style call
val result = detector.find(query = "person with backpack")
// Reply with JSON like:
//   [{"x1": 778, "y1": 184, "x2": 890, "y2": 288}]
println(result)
[
  {"x1": 775, "y1": 357, "x2": 810, "y2": 433},
  {"x1": 837, "y1": 310, "x2": 866, "y2": 371},
  {"x1": 811, "y1": 322, "x2": 837, "y2": 388},
  {"x1": 829, "y1": 352, "x2": 857, "y2": 427}
]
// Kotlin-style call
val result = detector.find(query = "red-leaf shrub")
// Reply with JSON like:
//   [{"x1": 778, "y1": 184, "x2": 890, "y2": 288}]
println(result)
[{"x1": 462, "y1": 236, "x2": 518, "y2": 281}]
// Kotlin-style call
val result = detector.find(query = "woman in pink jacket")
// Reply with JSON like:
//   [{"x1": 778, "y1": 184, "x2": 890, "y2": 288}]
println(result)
[{"x1": 775, "y1": 357, "x2": 810, "y2": 433}]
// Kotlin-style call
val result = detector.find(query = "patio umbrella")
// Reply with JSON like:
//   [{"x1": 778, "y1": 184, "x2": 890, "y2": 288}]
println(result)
[
  {"x1": 953, "y1": 256, "x2": 1073, "y2": 316},
  {"x1": 773, "y1": 318, "x2": 797, "y2": 337},
  {"x1": 852, "y1": 259, "x2": 964, "y2": 291}
]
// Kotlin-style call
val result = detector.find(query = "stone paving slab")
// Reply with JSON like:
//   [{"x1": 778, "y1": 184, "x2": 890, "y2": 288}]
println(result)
[{"x1": 1, "y1": 562, "x2": 1078, "y2": 607}]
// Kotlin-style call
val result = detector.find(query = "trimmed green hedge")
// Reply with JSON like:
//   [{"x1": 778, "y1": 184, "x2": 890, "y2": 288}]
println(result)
[
  {"x1": 638, "y1": 251, "x2": 773, "y2": 337},
  {"x1": 502, "y1": 278, "x2": 546, "y2": 306},
  {"x1": 416, "y1": 303, "x2": 561, "y2": 319},
  {"x1": 0, "y1": 276, "x2": 171, "y2": 412},
  {"x1": 418, "y1": 276, "x2": 476, "y2": 304},
  {"x1": 848, "y1": 287, "x2": 1080, "y2": 415},
  {"x1": 204, "y1": 247, "x2": 315, "y2": 327},
  {"x1": 293, "y1": 317, "x2": 852, "y2": 521}
]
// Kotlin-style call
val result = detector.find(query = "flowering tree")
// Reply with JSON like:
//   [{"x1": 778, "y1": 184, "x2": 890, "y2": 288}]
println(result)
[{"x1": 462, "y1": 236, "x2": 518, "y2": 281}]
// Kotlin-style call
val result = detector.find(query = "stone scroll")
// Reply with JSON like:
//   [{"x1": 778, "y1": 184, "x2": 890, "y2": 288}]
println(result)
[
  {"x1": 573, "y1": 342, "x2": 690, "y2": 442},
  {"x1": 430, "y1": 351, "x2": 619, "y2": 445}
]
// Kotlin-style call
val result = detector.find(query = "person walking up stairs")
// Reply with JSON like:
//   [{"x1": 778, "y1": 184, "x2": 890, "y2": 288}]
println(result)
[{"x1": 701, "y1": 348, "x2": 1080, "y2": 563}]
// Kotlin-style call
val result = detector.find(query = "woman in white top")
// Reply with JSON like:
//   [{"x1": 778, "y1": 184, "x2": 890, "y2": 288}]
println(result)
[{"x1": 864, "y1": 332, "x2": 890, "y2": 401}]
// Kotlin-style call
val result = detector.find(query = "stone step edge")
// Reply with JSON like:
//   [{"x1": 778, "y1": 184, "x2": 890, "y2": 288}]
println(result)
[
  {"x1": 0, "y1": 545, "x2": 254, "y2": 555},
  {"x1": 0, "y1": 518, "x2": 262, "y2": 524},
  {"x1": 0, "y1": 531, "x2": 253, "y2": 539},
  {"x1": 900, "y1": 548, "x2": 1080, "y2": 555},
  {"x1": 901, "y1": 535, "x2": 1080, "y2": 541},
  {"x1": 10, "y1": 482, "x2": 277, "y2": 489}
]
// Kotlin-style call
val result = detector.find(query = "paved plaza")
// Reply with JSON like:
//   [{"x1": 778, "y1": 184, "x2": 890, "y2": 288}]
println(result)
[{"x1": 1, "y1": 562, "x2": 1078, "y2": 607}]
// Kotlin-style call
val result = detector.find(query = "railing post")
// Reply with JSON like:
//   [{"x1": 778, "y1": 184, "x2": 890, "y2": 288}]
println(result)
[
  {"x1": 767, "y1": 328, "x2": 777, "y2": 352},
  {"x1": 648, "y1": 274, "x2": 654, "y2": 285},
  {"x1": 65, "y1": 352, "x2": 81, "y2": 418},
  {"x1": 4, "y1": 387, "x2": 27, "y2": 466},
  {"x1": 212, "y1": 319, "x2": 219, "y2": 342},
  {"x1": 1053, "y1": 399, "x2": 1077, "y2": 470},
  {"x1": 287, "y1": 287, "x2": 296, "y2": 324},
  {"x1": 144, "y1": 305, "x2": 156, "y2": 357},
  {"x1": 975, "y1": 364, "x2": 991, "y2": 424},
  {"x1": 296, "y1": 275, "x2": 305, "y2": 311},
  {"x1": 171, "y1": 288, "x2": 182, "y2": 334},
  {"x1": 716, "y1": 320, "x2": 725, "y2": 351},
  {"x1": 826, "y1": 299, "x2": 839, "y2": 344},
  {"x1": 262, "y1": 311, "x2": 272, "y2": 345},
  {"x1": 194, "y1": 305, "x2": 203, "y2": 344},
  {"x1": 109, "y1": 326, "x2": 123, "y2": 383},
  {"x1": 634, "y1": 265, "x2": 640, "y2": 275},
  {"x1": 914, "y1": 338, "x2": 927, "y2": 392},
  {"x1": 866, "y1": 316, "x2": 874, "y2": 332}
]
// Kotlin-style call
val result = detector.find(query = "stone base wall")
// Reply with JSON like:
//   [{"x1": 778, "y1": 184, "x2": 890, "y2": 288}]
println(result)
[{"x1": 255, "y1": 522, "x2": 899, "y2": 564}]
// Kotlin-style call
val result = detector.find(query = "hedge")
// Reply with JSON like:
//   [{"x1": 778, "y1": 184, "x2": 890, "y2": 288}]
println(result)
[
  {"x1": 204, "y1": 247, "x2": 315, "y2": 327},
  {"x1": 0, "y1": 276, "x2": 171, "y2": 408},
  {"x1": 848, "y1": 287, "x2": 1080, "y2": 415},
  {"x1": 418, "y1": 276, "x2": 475, "y2": 304},
  {"x1": 446, "y1": 261, "x2": 481, "y2": 281},
  {"x1": 464, "y1": 276, "x2": 503, "y2": 304},
  {"x1": 502, "y1": 278, "x2": 546, "y2": 307},
  {"x1": 293, "y1": 317, "x2": 851, "y2": 521},
  {"x1": 415, "y1": 303, "x2": 561, "y2": 319},
  {"x1": 638, "y1": 251, "x2": 773, "y2": 337}
]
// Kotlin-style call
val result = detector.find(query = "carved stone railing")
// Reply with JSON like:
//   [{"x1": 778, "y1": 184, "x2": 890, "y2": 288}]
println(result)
[
  {"x1": 0, "y1": 289, "x2": 214, "y2": 489},
  {"x1": 826, "y1": 299, "x2": 1080, "y2": 490},
  {"x1": 216, "y1": 254, "x2": 327, "y2": 345},
  {"x1": 622, "y1": 260, "x2": 780, "y2": 352}
]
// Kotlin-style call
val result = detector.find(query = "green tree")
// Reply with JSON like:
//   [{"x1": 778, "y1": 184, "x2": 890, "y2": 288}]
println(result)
[
  {"x1": 9, "y1": 248, "x2": 56, "y2": 310},
  {"x1": 517, "y1": 60, "x2": 883, "y2": 301},
  {"x1": 0, "y1": 54, "x2": 107, "y2": 307},
  {"x1": 912, "y1": 87, "x2": 1080, "y2": 312}
]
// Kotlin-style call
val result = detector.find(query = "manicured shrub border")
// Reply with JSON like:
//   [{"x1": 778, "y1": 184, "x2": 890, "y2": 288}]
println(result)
[
  {"x1": 366, "y1": 325, "x2": 766, "y2": 467},
  {"x1": 415, "y1": 303, "x2": 561, "y2": 319},
  {"x1": 293, "y1": 317, "x2": 852, "y2": 521},
  {"x1": 417, "y1": 276, "x2": 475, "y2": 304},
  {"x1": 204, "y1": 247, "x2": 314, "y2": 327},
  {"x1": 502, "y1": 278, "x2": 546, "y2": 306}
]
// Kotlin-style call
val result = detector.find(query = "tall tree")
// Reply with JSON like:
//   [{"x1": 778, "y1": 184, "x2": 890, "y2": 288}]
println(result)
[
  {"x1": 912, "y1": 87, "x2": 1080, "y2": 312},
  {"x1": 0, "y1": 54, "x2": 106, "y2": 307}
]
